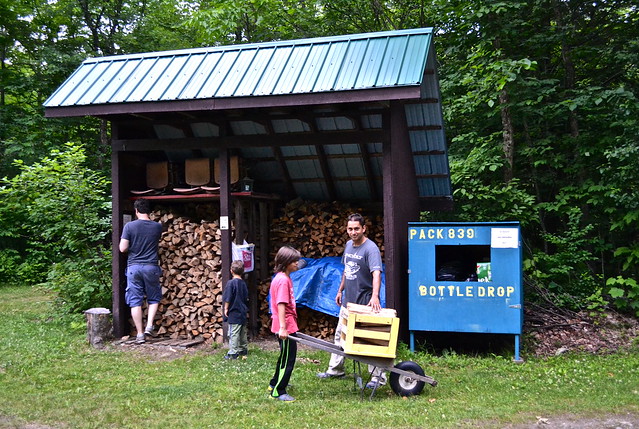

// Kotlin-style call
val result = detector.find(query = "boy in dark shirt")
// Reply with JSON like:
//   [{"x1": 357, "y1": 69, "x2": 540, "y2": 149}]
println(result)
[{"x1": 222, "y1": 260, "x2": 249, "y2": 359}]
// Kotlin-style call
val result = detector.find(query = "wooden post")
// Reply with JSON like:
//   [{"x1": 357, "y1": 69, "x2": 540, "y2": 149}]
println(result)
[
  {"x1": 382, "y1": 102, "x2": 420, "y2": 339},
  {"x1": 111, "y1": 144, "x2": 129, "y2": 338},
  {"x1": 219, "y1": 149, "x2": 231, "y2": 343}
]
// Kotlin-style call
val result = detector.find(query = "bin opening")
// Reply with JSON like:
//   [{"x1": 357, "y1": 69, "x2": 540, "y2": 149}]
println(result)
[{"x1": 435, "y1": 244, "x2": 490, "y2": 282}]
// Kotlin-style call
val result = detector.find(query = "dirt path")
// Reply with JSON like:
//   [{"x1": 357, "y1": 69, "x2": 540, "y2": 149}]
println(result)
[{"x1": 505, "y1": 413, "x2": 639, "y2": 428}]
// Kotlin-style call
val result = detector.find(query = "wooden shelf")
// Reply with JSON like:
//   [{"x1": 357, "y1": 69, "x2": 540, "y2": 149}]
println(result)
[{"x1": 129, "y1": 191, "x2": 281, "y2": 203}]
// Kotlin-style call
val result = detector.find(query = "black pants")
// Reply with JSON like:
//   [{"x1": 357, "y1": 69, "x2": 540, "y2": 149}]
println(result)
[{"x1": 269, "y1": 334, "x2": 297, "y2": 397}]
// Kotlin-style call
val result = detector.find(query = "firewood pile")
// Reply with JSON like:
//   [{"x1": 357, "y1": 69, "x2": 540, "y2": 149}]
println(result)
[
  {"x1": 152, "y1": 206, "x2": 225, "y2": 341},
  {"x1": 269, "y1": 199, "x2": 384, "y2": 259},
  {"x1": 257, "y1": 199, "x2": 384, "y2": 338},
  {"x1": 132, "y1": 200, "x2": 383, "y2": 343}
]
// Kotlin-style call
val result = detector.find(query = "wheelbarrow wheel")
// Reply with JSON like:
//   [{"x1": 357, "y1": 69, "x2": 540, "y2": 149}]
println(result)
[{"x1": 389, "y1": 361, "x2": 426, "y2": 396}]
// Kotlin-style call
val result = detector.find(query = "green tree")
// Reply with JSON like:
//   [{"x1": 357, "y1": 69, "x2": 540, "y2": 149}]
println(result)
[
  {"x1": 428, "y1": 0, "x2": 639, "y2": 313},
  {"x1": 188, "y1": 0, "x2": 324, "y2": 44}
]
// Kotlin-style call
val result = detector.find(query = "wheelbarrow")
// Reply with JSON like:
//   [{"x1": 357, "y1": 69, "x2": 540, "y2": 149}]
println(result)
[{"x1": 289, "y1": 332, "x2": 437, "y2": 399}]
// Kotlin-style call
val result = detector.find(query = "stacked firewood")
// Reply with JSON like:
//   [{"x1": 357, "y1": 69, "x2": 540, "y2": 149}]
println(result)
[
  {"x1": 152, "y1": 207, "x2": 225, "y2": 342},
  {"x1": 257, "y1": 199, "x2": 384, "y2": 337},
  {"x1": 270, "y1": 199, "x2": 384, "y2": 259}
]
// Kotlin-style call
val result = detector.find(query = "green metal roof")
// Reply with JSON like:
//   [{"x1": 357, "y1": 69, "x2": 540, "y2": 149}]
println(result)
[{"x1": 44, "y1": 28, "x2": 434, "y2": 108}]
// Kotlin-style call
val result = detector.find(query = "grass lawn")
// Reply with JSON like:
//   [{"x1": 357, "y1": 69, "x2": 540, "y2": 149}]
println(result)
[{"x1": 0, "y1": 285, "x2": 638, "y2": 428}]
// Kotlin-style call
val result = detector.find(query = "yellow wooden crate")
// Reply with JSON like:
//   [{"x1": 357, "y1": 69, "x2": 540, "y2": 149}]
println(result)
[{"x1": 342, "y1": 311, "x2": 400, "y2": 358}]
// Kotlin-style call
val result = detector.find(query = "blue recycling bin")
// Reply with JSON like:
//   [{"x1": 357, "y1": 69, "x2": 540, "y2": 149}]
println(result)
[{"x1": 408, "y1": 222, "x2": 523, "y2": 361}]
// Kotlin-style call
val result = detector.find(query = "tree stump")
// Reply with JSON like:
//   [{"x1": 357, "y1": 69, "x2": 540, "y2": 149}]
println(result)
[{"x1": 85, "y1": 308, "x2": 113, "y2": 348}]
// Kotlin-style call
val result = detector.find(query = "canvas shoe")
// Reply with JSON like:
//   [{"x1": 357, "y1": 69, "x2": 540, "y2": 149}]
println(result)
[
  {"x1": 316, "y1": 372, "x2": 345, "y2": 379},
  {"x1": 276, "y1": 394, "x2": 295, "y2": 402},
  {"x1": 135, "y1": 334, "x2": 145, "y2": 344},
  {"x1": 144, "y1": 326, "x2": 157, "y2": 337},
  {"x1": 365, "y1": 380, "x2": 382, "y2": 390}
]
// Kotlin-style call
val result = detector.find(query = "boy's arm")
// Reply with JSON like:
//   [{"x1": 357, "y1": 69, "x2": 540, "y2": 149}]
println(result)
[
  {"x1": 277, "y1": 303, "x2": 288, "y2": 339},
  {"x1": 223, "y1": 302, "x2": 229, "y2": 317}
]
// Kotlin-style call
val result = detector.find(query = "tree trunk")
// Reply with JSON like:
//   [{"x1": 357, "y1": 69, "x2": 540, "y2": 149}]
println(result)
[
  {"x1": 85, "y1": 308, "x2": 113, "y2": 348},
  {"x1": 499, "y1": 88, "x2": 515, "y2": 183}
]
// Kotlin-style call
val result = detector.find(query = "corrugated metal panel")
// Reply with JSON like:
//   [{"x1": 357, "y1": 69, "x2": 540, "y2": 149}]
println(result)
[
  {"x1": 255, "y1": 46, "x2": 294, "y2": 95},
  {"x1": 44, "y1": 28, "x2": 434, "y2": 107},
  {"x1": 311, "y1": 42, "x2": 348, "y2": 93},
  {"x1": 405, "y1": 102, "x2": 451, "y2": 197},
  {"x1": 230, "y1": 120, "x2": 267, "y2": 135},
  {"x1": 92, "y1": 60, "x2": 129, "y2": 104},
  {"x1": 292, "y1": 43, "x2": 329, "y2": 93},
  {"x1": 180, "y1": 52, "x2": 222, "y2": 99},
  {"x1": 191, "y1": 122, "x2": 220, "y2": 137},
  {"x1": 271, "y1": 118, "x2": 311, "y2": 133},
  {"x1": 274, "y1": 45, "x2": 312, "y2": 94},
  {"x1": 377, "y1": 36, "x2": 409, "y2": 86}
]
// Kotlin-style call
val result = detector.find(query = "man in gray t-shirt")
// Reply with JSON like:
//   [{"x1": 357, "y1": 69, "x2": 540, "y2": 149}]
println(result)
[
  {"x1": 341, "y1": 234, "x2": 383, "y2": 307},
  {"x1": 119, "y1": 198, "x2": 163, "y2": 344},
  {"x1": 317, "y1": 213, "x2": 386, "y2": 387}
]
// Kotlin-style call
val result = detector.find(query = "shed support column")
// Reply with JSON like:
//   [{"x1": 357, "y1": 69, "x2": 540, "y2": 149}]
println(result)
[
  {"x1": 382, "y1": 102, "x2": 420, "y2": 333},
  {"x1": 219, "y1": 149, "x2": 232, "y2": 345},
  {"x1": 111, "y1": 148, "x2": 128, "y2": 338},
  {"x1": 220, "y1": 149, "x2": 232, "y2": 292}
]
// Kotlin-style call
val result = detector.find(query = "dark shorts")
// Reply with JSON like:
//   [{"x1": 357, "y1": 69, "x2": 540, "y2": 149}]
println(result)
[{"x1": 125, "y1": 264, "x2": 162, "y2": 307}]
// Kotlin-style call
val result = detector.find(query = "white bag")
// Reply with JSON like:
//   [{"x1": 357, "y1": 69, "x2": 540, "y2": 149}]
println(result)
[{"x1": 231, "y1": 240, "x2": 255, "y2": 272}]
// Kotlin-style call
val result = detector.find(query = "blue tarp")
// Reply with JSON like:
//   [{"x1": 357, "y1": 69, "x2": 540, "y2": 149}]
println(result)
[{"x1": 274, "y1": 257, "x2": 386, "y2": 317}]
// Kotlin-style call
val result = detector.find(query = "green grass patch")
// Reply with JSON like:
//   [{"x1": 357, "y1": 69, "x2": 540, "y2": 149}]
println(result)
[{"x1": 0, "y1": 285, "x2": 638, "y2": 428}]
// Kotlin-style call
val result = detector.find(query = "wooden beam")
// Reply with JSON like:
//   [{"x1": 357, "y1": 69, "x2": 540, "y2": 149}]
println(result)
[
  {"x1": 44, "y1": 86, "x2": 423, "y2": 118},
  {"x1": 315, "y1": 144, "x2": 337, "y2": 201},
  {"x1": 358, "y1": 143, "x2": 378, "y2": 202},
  {"x1": 247, "y1": 152, "x2": 382, "y2": 163},
  {"x1": 111, "y1": 129, "x2": 384, "y2": 152},
  {"x1": 407, "y1": 125, "x2": 443, "y2": 131},
  {"x1": 272, "y1": 146, "x2": 297, "y2": 199}
]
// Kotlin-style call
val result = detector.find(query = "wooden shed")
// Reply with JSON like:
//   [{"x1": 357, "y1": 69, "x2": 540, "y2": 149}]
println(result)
[{"x1": 44, "y1": 28, "x2": 452, "y2": 339}]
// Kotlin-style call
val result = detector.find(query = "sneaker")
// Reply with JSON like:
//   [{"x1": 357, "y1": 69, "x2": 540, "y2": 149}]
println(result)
[
  {"x1": 365, "y1": 380, "x2": 382, "y2": 390},
  {"x1": 224, "y1": 353, "x2": 238, "y2": 360},
  {"x1": 316, "y1": 372, "x2": 345, "y2": 379},
  {"x1": 135, "y1": 334, "x2": 145, "y2": 344},
  {"x1": 144, "y1": 326, "x2": 157, "y2": 337},
  {"x1": 276, "y1": 393, "x2": 296, "y2": 402},
  {"x1": 238, "y1": 350, "x2": 248, "y2": 356}
]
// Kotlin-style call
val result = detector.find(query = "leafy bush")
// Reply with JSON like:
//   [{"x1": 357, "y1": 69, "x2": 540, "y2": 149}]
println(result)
[
  {"x1": 607, "y1": 276, "x2": 639, "y2": 316},
  {"x1": 46, "y1": 249, "x2": 112, "y2": 314},
  {"x1": 0, "y1": 143, "x2": 112, "y2": 313},
  {"x1": 0, "y1": 249, "x2": 20, "y2": 284},
  {"x1": 524, "y1": 208, "x2": 601, "y2": 310}
]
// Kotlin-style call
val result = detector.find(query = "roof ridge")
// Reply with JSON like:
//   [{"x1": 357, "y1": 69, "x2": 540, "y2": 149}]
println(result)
[{"x1": 81, "y1": 28, "x2": 434, "y2": 63}]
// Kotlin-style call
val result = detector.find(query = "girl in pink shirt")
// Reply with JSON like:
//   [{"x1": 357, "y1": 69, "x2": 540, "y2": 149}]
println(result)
[{"x1": 268, "y1": 246, "x2": 301, "y2": 402}]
